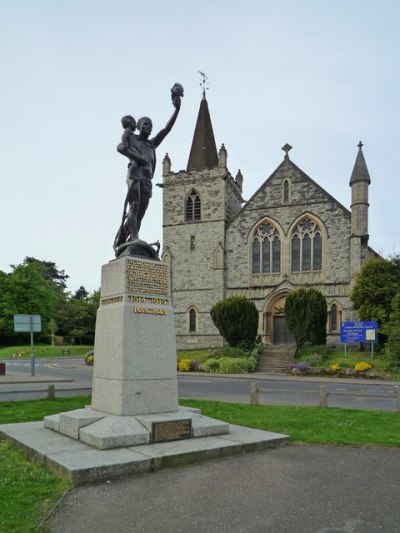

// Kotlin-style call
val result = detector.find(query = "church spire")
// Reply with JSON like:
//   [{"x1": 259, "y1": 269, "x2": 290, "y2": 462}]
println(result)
[
  {"x1": 186, "y1": 91, "x2": 218, "y2": 172},
  {"x1": 349, "y1": 141, "x2": 371, "y2": 185}
]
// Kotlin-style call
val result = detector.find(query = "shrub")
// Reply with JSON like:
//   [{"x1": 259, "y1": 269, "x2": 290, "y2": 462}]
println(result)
[
  {"x1": 210, "y1": 296, "x2": 258, "y2": 347},
  {"x1": 246, "y1": 354, "x2": 258, "y2": 372},
  {"x1": 297, "y1": 343, "x2": 332, "y2": 359},
  {"x1": 212, "y1": 346, "x2": 247, "y2": 359},
  {"x1": 285, "y1": 289, "x2": 327, "y2": 354},
  {"x1": 218, "y1": 357, "x2": 253, "y2": 374},
  {"x1": 85, "y1": 350, "x2": 94, "y2": 366},
  {"x1": 178, "y1": 359, "x2": 191, "y2": 372},
  {"x1": 383, "y1": 293, "x2": 400, "y2": 369},
  {"x1": 301, "y1": 353, "x2": 324, "y2": 367},
  {"x1": 204, "y1": 358, "x2": 220, "y2": 373},
  {"x1": 189, "y1": 360, "x2": 204, "y2": 372},
  {"x1": 237, "y1": 340, "x2": 256, "y2": 353}
]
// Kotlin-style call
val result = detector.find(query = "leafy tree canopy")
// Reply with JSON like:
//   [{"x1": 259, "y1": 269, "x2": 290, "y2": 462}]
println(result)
[
  {"x1": 351, "y1": 257, "x2": 400, "y2": 328},
  {"x1": 72, "y1": 286, "x2": 89, "y2": 300},
  {"x1": 18, "y1": 257, "x2": 69, "y2": 289},
  {"x1": 0, "y1": 257, "x2": 99, "y2": 345}
]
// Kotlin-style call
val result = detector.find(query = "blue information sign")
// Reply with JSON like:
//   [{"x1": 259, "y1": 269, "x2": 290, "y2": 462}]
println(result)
[{"x1": 340, "y1": 321, "x2": 378, "y2": 343}]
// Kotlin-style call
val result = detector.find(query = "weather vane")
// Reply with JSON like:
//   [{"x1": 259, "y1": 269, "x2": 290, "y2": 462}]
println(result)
[{"x1": 199, "y1": 70, "x2": 209, "y2": 97}]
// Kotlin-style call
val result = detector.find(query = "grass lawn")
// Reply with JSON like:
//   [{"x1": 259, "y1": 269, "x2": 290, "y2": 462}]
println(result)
[
  {"x1": 0, "y1": 344, "x2": 93, "y2": 359},
  {"x1": 180, "y1": 399, "x2": 400, "y2": 447},
  {"x1": 177, "y1": 349, "x2": 215, "y2": 363},
  {"x1": 1, "y1": 395, "x2": 399, "y2": 531}
]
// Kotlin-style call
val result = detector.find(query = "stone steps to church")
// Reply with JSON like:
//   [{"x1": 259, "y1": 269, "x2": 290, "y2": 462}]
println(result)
[{"x1": 256, "y1": 348, "x2": 295, "y2": 373}]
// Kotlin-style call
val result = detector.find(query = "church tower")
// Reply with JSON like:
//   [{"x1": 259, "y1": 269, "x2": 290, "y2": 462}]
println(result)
[
  {"x1": 349, "y1": 142, "x2": 371, "y2": 279},
  {"x1": 162, "y1": 92, "x2": 243, "y2": 349}
]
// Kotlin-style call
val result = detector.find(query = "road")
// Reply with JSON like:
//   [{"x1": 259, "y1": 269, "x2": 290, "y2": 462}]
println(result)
[{"x1": 1, "y1": 357, "x2": 399, "y2": 411}]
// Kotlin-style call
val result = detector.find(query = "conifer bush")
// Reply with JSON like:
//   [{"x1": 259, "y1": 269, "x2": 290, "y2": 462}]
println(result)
[
  {"x1": 210, "y1": 296, "x2": 258, "y2": 347},
  {"x1": 285, "y1": 288, "x2": 327, "y2": 355}
]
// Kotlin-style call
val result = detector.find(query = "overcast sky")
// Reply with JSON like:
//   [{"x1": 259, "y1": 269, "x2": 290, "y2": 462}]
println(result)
[{"x1": 1, "y1": 0, "x2": 399, "y2": 293}]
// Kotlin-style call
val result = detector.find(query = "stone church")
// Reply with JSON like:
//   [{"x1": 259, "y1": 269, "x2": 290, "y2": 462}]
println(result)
[{"x1": 161, "y1": 93, "x2": 378, "y2": 349}]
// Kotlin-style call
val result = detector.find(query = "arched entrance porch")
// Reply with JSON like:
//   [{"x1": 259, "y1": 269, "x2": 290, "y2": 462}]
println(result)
[{"x1": 262, "y1": 290, "x2": 295, "y2": 346}]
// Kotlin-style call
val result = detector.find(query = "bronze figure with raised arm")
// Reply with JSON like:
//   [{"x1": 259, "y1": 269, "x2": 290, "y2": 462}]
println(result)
[{"x1": 114, "y1": 84, "x2": 184, "y2": 258}]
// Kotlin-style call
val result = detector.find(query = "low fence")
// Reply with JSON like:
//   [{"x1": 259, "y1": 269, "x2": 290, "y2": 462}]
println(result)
[{"x1": 250, "y1": 383, "x2": 400, "y2": 411}]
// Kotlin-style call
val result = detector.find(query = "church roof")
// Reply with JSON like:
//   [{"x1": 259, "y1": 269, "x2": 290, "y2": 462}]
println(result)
[
  {"x1": 349, "y1": 142, "x2": 371, "y2": 185},
  {"x1": 186, "y1": 94, "x2": 219, "y2": 171}
]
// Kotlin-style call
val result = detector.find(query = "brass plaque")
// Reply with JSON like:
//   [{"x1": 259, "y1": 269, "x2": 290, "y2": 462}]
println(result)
[{"x1": 151, "y1": 419, "x2": 192, "y2": 443}]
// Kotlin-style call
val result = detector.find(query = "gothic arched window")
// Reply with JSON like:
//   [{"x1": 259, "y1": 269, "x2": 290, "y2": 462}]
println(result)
[
  {"x1": 189, "y1": 308, "x2": 197, "y2": 332},
  {"x1": 186, "y1": 190, "x2": 201, "y2": 221},
  {"x1": 329, "y1": 303, "x2": 341, "y2": 332},
  {"x1": 291, "y1": 218, "x2": 323, "y2": 272},
  {"x1": 252, "y1": 221, "x2": 281, "y2": 274}
]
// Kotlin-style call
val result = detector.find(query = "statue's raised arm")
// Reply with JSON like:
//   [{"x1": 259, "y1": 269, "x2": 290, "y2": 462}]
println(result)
[{"x1": 151, "y1": 84, "x2": 184, "y2": 148}]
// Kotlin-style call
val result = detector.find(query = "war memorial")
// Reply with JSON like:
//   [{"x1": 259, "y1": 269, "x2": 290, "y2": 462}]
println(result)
[{"x1": 0, "y1": 85, "x2": 288, "y2": 484}]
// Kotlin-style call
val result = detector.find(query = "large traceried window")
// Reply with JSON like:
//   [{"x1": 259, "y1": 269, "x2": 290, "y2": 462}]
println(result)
[
  {"x1": 186, "y1": 190, "x2": 201, "y2": 221},
  {"x1": 252, "y1": 221, "x2": 281, "y2": 274},
  {"x1": 291, "y1": 217, "x2": 322, "y2": 272}
]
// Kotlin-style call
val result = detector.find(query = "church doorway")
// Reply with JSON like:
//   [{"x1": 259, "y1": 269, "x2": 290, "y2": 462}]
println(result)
[
  {"x1": 273, "y1": 316, "x2": 295, "y2": 345},
  {"x1": 263, "y1": 291, "x2": 295, "y2": 346}
]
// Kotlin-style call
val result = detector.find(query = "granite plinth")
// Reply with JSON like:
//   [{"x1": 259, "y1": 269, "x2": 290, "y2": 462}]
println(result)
[
  {"x1": 91, "y1": 256, "x2": 179, "y2": 416},
  {"x1": 0, "y1": 420, "x2": 289, "y2": 485},
  {"x1": 44, "y1": 406, "x2": 230, "y2": 450}
]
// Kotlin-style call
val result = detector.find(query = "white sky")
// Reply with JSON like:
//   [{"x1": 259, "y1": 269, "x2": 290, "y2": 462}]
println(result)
[{"x1": 1, "y1": 0, "x2": 399, "y2": 293}]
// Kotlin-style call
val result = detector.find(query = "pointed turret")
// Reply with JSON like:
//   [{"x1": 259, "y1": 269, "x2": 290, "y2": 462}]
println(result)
[
  {"x1": 349, "y1": 142, "x2": 371, "y2": 278},
  {"x1": 349, "y1": 142, "x2": 371, "y2": 185},
  {"x1": 186, "y1": 94, "x2": 218, "y2": 171}
]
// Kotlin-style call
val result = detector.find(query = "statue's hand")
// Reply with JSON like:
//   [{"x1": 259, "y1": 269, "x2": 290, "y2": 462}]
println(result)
[{"x1": 172, "y1": 95, "x2": 181, "y2": 110}]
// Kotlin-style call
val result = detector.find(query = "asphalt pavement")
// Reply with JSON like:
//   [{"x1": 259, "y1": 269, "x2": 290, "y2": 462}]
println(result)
[{"x1": 47, "y1": 444, "x2": 400, "y2": 533}]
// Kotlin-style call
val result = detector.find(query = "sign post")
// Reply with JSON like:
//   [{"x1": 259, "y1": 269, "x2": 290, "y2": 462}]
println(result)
[
  {"x1": 340, "y1": 321, "x2": 378, "y2": 359},
  {"x1": 13, "y1": 315, "x2": 41, "y2": 376}
]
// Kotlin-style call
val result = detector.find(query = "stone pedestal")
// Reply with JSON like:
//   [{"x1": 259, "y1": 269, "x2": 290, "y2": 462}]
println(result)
[{"x1": 91, "y1": 256, "x2": 178, "y2": 416}]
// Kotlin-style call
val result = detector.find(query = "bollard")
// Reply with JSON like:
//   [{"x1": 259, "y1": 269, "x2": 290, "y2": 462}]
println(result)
[
  {"x1": 319, "y1": 385, "x2": 328, "y2": 408},
  {"x1": 250, "y1": 383, "x2": 259, "y2": 405},
  {"x1": 47, "y1": 384, "x2": 55, "y2": 400},
  {"x1": 397, "y1": 389, "x2": 400, "y2": 413}
]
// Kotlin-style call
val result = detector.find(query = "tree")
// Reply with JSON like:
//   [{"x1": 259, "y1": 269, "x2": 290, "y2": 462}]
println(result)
[
  {"x1": 21, "y1": 257, "x2": 69, "y2": 289},
  {"x1": 210, "y1": 296, "x2": 258, "y2": 347},
  {"x1": 383, "y1": 293, "x2": 400, "y2": 370},
  {"x1": 56, "y1": 289, "x2": 100, "y2": 344},
  {"x1": 0, "y1": 261, "x2": 67, "y2": 343},
  {"x1": 285, "y1": 288, "x2": 327, "y2": 354},
  {"x1": 351, "y1": 257, "x2": 400, "y2": 333},
  {"x1": 72, "y1": 286, "x2": 89, "y2": 300}
]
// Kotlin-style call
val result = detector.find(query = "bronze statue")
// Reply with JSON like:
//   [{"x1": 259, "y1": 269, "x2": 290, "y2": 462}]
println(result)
[{"x1": 114, "y1": 84, "x2": 184, "y2": 258}]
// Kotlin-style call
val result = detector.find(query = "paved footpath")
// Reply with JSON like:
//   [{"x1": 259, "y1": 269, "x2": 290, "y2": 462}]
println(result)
[{"x1": 47, "y1": 444, "x2": 400, "y2": 533}]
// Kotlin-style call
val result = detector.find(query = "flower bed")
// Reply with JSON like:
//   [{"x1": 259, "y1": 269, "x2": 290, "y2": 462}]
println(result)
[{"x1": 288, "y1": 361, "x2": 390, "y2": 379}]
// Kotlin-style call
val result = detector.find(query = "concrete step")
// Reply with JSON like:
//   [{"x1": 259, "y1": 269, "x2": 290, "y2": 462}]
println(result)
[{"x1": 256, "y1": 347, "x2": 295, "y2": 373}]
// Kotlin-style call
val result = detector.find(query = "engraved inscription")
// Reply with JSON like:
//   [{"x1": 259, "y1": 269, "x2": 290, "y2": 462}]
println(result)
[
  {"x1": 101, "y1": 296, "x2": 123, "y2": 305},
  {"x1": 126, "y1": 260, "x2": 168, "y2": 296},
  {"x1": 134, "y1": 307, "x2": 167, "y2": 316},
  {"x1": 151, "y1": 419, "x2": 192, "y2": 443},
  {"x1": 128, "y1": 296, "x2": 167, "y2": 305}
]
